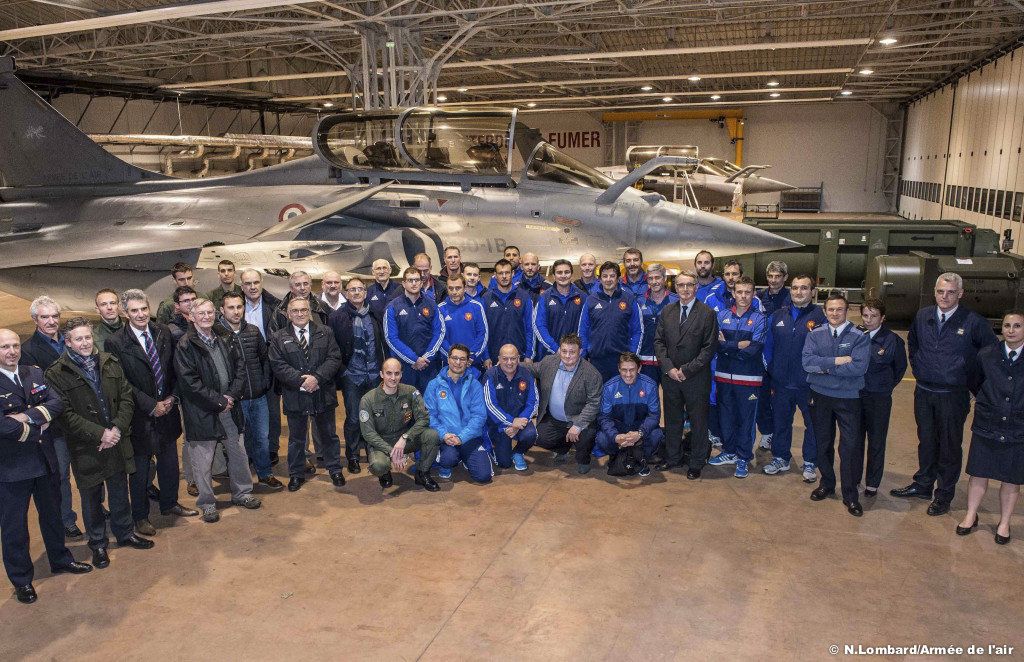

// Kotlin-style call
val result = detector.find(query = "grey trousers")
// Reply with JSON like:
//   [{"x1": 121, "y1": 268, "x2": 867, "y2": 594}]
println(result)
[{"x1": 188, "y1": 413, "x2": 253, "y2": 509}]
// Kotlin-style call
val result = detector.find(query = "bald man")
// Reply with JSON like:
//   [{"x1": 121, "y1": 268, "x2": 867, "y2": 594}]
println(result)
[
  {"x1": 519, "y1": 252, "x2": 550, "y2": 301},
  {"x1": 319, "y1": 271, "x2": 346, "y2": 312},
  {"x1": 573, "y1": 253, "x2": 599, "y2": 293}
]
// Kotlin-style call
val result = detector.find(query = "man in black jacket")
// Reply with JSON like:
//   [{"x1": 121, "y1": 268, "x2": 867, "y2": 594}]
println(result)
[
  {"x1": 269, "y1": 297, "x2": 345, "y2": 492},
  {"x1": 174, "y1": 298, "x2": 262, "y2": 523},
  {"x1": 239, "y1": 269, "x2": 283, "y2": 464},
  {"x1": 328, "y1": 277, "x2": 385, "y2": 474},
  {"x1": 19, "y1": 296, "x2": 80, "y2": 538},
  {"x1": 103, "y1": 290, "x2": 198, "y2": 535},
  {"x1": 270, "y1": 271, "x2": 329, "y2": 333},
  {"x1": 654, "y1": 270, "x2": 719, "y2": 479},
  {"x1": 216, "y1": 292, "x2": 282, "y2": 491}
]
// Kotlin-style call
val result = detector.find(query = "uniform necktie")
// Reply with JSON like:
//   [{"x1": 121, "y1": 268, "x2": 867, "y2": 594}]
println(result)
[
  {"x1": 142, "y1": 331, "x2": 165, "y2": 397},
  {"x1": 679, "y1": 304, "x2": 688, "y2": 324},
  {"x1": 298, "y1": 328, "x2": 309, "y2": 361},
  {"x1": 13, "y1": 372, "x2": 22, "y2": 388},
  {"x1": 1010, "y1": 349, "x2": 1018, "y2": 362},
  {"x1": 940, "y1": 312, "x2": 947, "y2": 326},
  {"x1": 833, "y1": 329, "x2": 838, "y2": 339}
]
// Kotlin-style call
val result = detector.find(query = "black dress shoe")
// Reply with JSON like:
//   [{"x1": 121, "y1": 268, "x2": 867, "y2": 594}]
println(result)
[
  {"x1": 890, "y1": 483, "x2": 933, "y2": 500},
  {"x1": 415, "y1": 471, "x2": 440, "y2": 492},
  {"x1": 863, "y1": 488, "x2": 878, "y2": 498},
  {"x1": 147, "y1": 485, "x2": 161, "y2": 502},
  {"x1": 845, "y1": 501, "x2": 864, "y2": 517},
  {"x1": 120, "y1": 534, "x2": 155, "y2": 550},
  {"x1": 15, "y1": 584, "x2": 37, "y2": 604},
  {"x1": 379, "y1": 472, "x2": 394, "y2": 488},
  {"x1": 654, "y1": 461, "x2": 677, "y2": 471},
  {"x1": 956, "y1": 516, "x2": 979, "y2": 536},
  {"x1": 686, "y1": 468, "x2": 701, "y2": 480},
  {"x1": 288, "y1": 477, "x2": 304, "y2": 492},
  {"x1": 330, "y1": 471, "x2": 346, "y2": 487},
  {"x1": 995, "y1": 531, "x2": 1011, "y2": 545},
  {"x1": 348, "y1": 458, "x2": 361, "y2": 474},
  {"x1": 927, "y1": 501, "x2": 950, "y2": 516},
  {"x1": 810, "y1": 486, "x2": 835, "y2": 501},
  {"x1": 64, "y1": 524, "x2": 83, "y2": 540},
  {"x1": 92, "y1": 548, "x2": 110, "y2": 569},
  {"x1": 51, "y1": 561, "x2": 93, "y2": 575},
  {"x1": 161, "y1": 503, "x2": 199, "y2": 517}
]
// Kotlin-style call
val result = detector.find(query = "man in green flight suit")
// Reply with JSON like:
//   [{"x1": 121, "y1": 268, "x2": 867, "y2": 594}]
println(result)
[{"x1": 358, "y1": 358, "x2": 440, "y2": 492}]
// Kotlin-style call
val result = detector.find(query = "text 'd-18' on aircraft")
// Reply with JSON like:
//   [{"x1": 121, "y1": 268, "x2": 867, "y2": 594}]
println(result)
[{"x1": 0, "y1": 57, "x2": 798, "y2": 310}]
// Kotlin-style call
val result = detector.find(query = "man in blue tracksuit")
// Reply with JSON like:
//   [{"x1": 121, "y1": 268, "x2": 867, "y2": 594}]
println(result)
[
  {"x1": 484, "y1": 259, "x2": 534, "y2": 361},
  {"x1": 533, "y1": 259, "x2": 586, "y2": 360},
  {"x1": 384, "y1": 267, "x2": 445, "y2": 392},
  {"x1": 707, "y1": 277, "x2": 767, "y2": 479},
  {"x1": 367, "y1": 258, "x2": 402, "y2": 323},
  {"x1": 597, "y1": 352, "x2": 662, "y2": 475},
  {"x1": 762, "y1": 274, "x2": 827, "y2": 481},
  {"x1": 857, "y1": 297, "x2": 907, "y2": 498},
  {"x1": 519, "y1": 252, "x2": 551, "y2": 301},
  {"x1": 891, "y1": 272, "x2": 997, "y2": 515},
  {"x1": 755, "y1": 260, "x2": 791, "y2": 451},
  {"x1": 620, "y1": 248, "x2": 650, "y2": 299},
  {"x1": 695, "y1": 250, "x2": 726, "y2": 305},
  {"x1": 637, "y1": 263, "x2": 678, "y2": 384},
  {"x1": 504, "y1": 246, "x2": 524, "y2": 288},
  {"x1": 463, "y1": 263, "x2": 486, "y2": 303},
  {"x1": 424, "y1": 344, "x2": 491, "y2": 484},
  {"x1": 579, "y1": 261, "x2": 643, "y2": 383},
  {"x1": 438, "y1": 274, "x2": 489, "y2": 372},
  {"x1": 803, "y1": 293, "x2": 871, "y2": 516},
  {"x1": 483, "y1": 343, "x2": 539, "y2": 471}
]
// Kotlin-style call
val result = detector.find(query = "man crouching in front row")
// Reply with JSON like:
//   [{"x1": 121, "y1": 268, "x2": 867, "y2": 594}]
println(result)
[{"x1": 358, "y1": 358, "x2": 440, "y2": 492}]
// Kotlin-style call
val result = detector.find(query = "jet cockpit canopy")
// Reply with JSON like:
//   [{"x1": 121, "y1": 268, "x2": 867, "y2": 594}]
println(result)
[{"x1": 625, "y1": 145, "x2": 700, "y2": 177}]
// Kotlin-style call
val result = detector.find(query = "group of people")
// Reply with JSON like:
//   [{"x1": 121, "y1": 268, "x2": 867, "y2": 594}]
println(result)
[{"x1": 2, "y1": 243, "x2": 1021, "y2": 606}]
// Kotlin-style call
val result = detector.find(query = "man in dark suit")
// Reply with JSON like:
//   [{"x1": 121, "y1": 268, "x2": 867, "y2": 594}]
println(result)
[
  {"x1": 239, "y1": 269, "x2": 283, "y2": 464},
  {"x1": 19, "y1": 296, "x2": 80, "y2": 538},
  {"x1": 0, "y1": 329, "x2": 92, "y2": 604},
  {"x1": 269, "y1": 297, "x2": 345, "y2": 492},
  {"x1": 103, "y1": 290, "x2": 198, "y2": 536},
  {"x1": 525, "y1": 333, "x2": 603, "y2": 474},
  {"x1": 654, "y1": 270, "x2": 719, "y2": 479}
]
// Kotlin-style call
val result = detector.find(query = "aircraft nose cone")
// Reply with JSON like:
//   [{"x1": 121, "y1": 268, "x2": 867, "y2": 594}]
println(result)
[
  {"x1": 637, "y1": 202, "x2": 800, "y2": 260},
  {"x1": 743, "y1": 176, "x2": 797, "y2": 194}
]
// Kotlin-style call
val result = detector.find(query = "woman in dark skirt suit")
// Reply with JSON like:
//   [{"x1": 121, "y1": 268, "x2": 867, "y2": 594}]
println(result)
[{"x1": 957, "y1": 310, "x2": 1024, "y2": 544}]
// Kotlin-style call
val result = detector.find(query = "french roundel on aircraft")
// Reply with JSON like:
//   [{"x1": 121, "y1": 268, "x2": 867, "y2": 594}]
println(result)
[{"x1": 278, "y1": 203, "x2": 307, "y2": 223}]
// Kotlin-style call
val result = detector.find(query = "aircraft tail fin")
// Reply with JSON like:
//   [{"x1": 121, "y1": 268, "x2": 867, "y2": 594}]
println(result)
[{"x1": 0, "y1": 57, "x2": 168, "y2": 188}]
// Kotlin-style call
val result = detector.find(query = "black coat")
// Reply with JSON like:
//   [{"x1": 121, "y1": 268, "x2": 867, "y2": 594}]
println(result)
[
  {"x1": 327, "y1": 303, "x2": 385, "y2": 387},
  {"x1": 214, "y1": 318, "x2": 271, "y2": 400},
  {"x1": 969, "y1": 343, "x2": 1024, "y2": 444},
  {"x1": 18, "y1": 331, "x2": 62, "y2": 372},
  {"x1": 0, "y1": 365, "x2": 63, "y2": 483},
  {"x1": 268, "y1": 324, "x2": 342, "y2": 415},
  {"x1": 654, "y1": 299, "x2": 718, "y2": 385},
  {"x1": 174, "y1": 327, "x2": 245, "y2": 441},
  {"x1": 103, "y1": 322, "x2": 182, "y2": 455}
]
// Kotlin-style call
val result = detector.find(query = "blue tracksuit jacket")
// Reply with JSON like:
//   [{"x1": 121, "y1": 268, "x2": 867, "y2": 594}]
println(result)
[
  {"x1": 367, "y1": 280, "x2": 402, "y2": 322},
  {"x1": 697, "y1": 277, "x2": 726, "y2": 305},
  {"x1": 620, "y1": 273, "x2": 649, "y2": 299},
  {"x1": 438, "y1": 296, "x2": 489, "y2": 363},
  {"x1": 424, "y1": 368, "x2": 486, "y2": 444},
  {"x1": 757, "y1": 286, "x2": 792, "y2": 316},
  {"x1": 704, "y1": 288, "x2": 765, "y2": 315},
  {"x1": 483, "y1": 286, "x2": 535, "y2": 360},
  {"x1": 533, "y1": 284, "x2": 587, "y2": 357},
  {"x1": 383, "y1": 293, "x2": 444, "y2": 364},
  {"x1": 599, "y1": 374, "x2": 660, "y2": 437},
  {"x1": 483, "y1": 365, "x2": 539, "y2": 427},
  {"x1": 465, "y1": 282, "x2": 486, "y2": 303},
  {"x1": 764, "y1": 303, "x2": 827, "y2": 390},
  {"x1": 802, "y1": 323, "x2": 871, "y2": 398},
  {"x1": 908, "y1": 305, "x2": 997, "y2": 391},
  {"x1": 519, "y1": 272, "x2": 551, "y2": 300},
  {"x1": 638, "y1": 291, "x2": 679, "y2": 363},
  {"x1": 714, "y1": 306, "x2": 768, "y2": 386},
  {"x1": 578, "y1": 287, "x2": 642, "y2": 359}
]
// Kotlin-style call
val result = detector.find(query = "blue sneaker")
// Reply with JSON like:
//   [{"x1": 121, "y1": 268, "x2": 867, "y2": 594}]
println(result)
[
  {"x1": 734, "y1": 459, "x2": 749, "y2": 478},
  {"x1": 437, "y1": 467, "x2": 452, "y2": 480},
  {"x1": 708, "y1": 452, "x2": 737, "y2": 466},
  {"x1": 512, "y1": 453, "x2": 528, "y2": 471}
]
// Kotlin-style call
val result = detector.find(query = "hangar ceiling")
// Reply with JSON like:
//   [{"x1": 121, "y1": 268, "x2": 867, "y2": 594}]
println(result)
[{"x1": 1, "y1": 0, "x2": 1023, "y2": 113}]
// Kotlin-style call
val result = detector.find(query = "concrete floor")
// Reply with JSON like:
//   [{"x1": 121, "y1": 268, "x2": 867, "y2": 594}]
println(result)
[{"x1": 0, "y1": 290, "x2": 1021, "y2": 660}]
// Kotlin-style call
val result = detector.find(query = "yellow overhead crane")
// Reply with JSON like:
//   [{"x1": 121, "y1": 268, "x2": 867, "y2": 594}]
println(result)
[{"x1": 600, "y1": 108, "x2": 746, "y2": 166}]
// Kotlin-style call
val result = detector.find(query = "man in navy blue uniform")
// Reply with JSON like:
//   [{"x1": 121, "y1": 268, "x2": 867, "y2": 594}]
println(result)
[
  {"x1": 572, "y1": 253, "x2": 599, "y2": 293},
  {"x1": 384, "y1": 267, "x2": 445, "y2": 392},
  {"x1": 755, "y1": 260, "x2": 791, "y2": 451},
  {"x1": 484, "y1": 259, "x2": 535, "y2": 362},
  {"x1": 533, "y1": 259, "x2": 586, "y2": 361},
  {"x1": 707, "y1": 277, "x2": 767, "y2": 479},
  {"x1": 483, "y1": 344, "x2": 539, "y2": 472},
  {"x1": 367, "y1": 259, "x2": 402, "y2": 323},
  {"x1": 438, "y1": 274, "x2": 489, "y2": 372},
  {"x1": 0, "y1": 329, "x2": 92, "y2": 604},
  {"x1": 19, "y1": 296, "x2": 80, "y2": 539},
  {"x1": 762, "y1": 274, "x2": 827, "y2": 481},
  {"x1": 579, "y1": 261, "x2": 643, "y2": 383},
  {"x1": 620, "y1": 248, "x2": 649, "y2": 299},
  {"x1": 802, "y1": 293, "x2": 871, "y2": 516},
  {"x1": 857, "y1": 298, "x2": 907, "y2": 498},
  {"x1": 518, "y1": 252, "x2": 551, "y2": 300},
  {"x1": 504, "y1": 245, "x2": 524, "y2": 287},
  {"x1": 463, "y1": 263, "x2": 486, "y2": 302},
  {"x1": 891, "y1": 272, "x2": 997, "y2": 515},
  {"x1": 703, "y1": 260, "x2": 764, "y2": 314},
  {"x1": 694, "y1": 250, "x2": 726, "y2": 305},
  {"x1": 413, "y1": 253, "x2": 447, "y2": 303},
  {"x1": 597, "y1": 352, "x2": 662, "y2": 476},
  {"x1": 637, "y1": 263, "x2": 678, "y2": 383}
]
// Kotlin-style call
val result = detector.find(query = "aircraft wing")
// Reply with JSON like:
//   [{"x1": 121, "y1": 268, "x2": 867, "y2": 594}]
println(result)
[
  {"x1": 251, "y1": 182, "x2": 394, "y2": 240},
  {"x1": 724, "y1": 165, "x2": 770, "y2": 183}
]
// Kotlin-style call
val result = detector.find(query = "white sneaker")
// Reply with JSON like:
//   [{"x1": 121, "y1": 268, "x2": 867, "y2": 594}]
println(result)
[
  {"x1": 758, "y1": 434, "x2": 773, "y2": 450},
  {"x1": 802, "y1": 462, "x2": 817, "y2": 483},
  {"x1": 709, "y1": 434, "x2": 722, "y2": 449},
  {"x1": 763, "y1": 457, "x2": 790, "y2": 475}
]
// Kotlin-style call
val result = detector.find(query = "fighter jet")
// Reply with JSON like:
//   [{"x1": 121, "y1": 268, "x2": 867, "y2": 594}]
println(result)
[
  {"x1": 0, "y1": 57, "x2": 798, "y2": 311},
  {"x1": 599, "y1": 145, "x2": 797, "y2": 208}
]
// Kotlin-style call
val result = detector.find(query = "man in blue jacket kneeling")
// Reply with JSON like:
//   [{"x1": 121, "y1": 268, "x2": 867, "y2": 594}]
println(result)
[{"x1": 424, "y1": 344, "x2": 492, "y2": 484}]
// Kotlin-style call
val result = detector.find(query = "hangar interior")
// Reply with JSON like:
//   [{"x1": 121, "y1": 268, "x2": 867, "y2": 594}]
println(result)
[{"x1": 1, "y1": 1, "x2": 1023, "y2": 659}]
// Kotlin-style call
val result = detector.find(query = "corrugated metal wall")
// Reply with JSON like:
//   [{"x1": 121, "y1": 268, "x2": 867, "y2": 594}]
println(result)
[{"x1": 900, "y1": 45, "x2": 1024, "y2": 249}]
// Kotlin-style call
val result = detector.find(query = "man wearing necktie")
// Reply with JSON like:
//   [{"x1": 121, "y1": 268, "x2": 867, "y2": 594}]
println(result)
[
  {"x1": 892, "y1": 273, "x2": 998, "y2": 516},
  {"x1": 103, "y1": 290, "x2": 198, "y2": 536}
]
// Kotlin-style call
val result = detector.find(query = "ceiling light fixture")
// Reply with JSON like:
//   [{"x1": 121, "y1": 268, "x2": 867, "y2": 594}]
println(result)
[
  {"x1": 710, "y1": 94, "x2": 721, "y2": 100},
  {"x1": 641, "y1": 85, "x2": 653, "y2": 91},
  {"x1": 456, "y1": 87, "x2": 468, "y2": 92},
  {"x1": 859, "y1": 68, "x2": 874, "y2": 75},
  {"x1": 769, "y1": 92, "x2": 781, "y2": 98},
  {"x1": 323, "y1": 101, "x2": 334, "y2": 107},
  {"x1": 767, "y1": 80, "x2": 780, "y2": 87},
  {"x1": 662, "y1": 96, "x2": 673, "y2": 102},
  {"x1": 687, "y1": 75, "x2": 701, "y2": 82},
  {"x1": 436, "y1": 95, "x2": 447, "y2": 102},
  {"x1": 526, "y1": 102, "x2": 537, "y2": 107},
  {"x1": 878, "y1": 37, "x2": 897, "y2": 45},
  {"x1": 840, "y1": 90, "x2": 853, "y2": 96}
]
